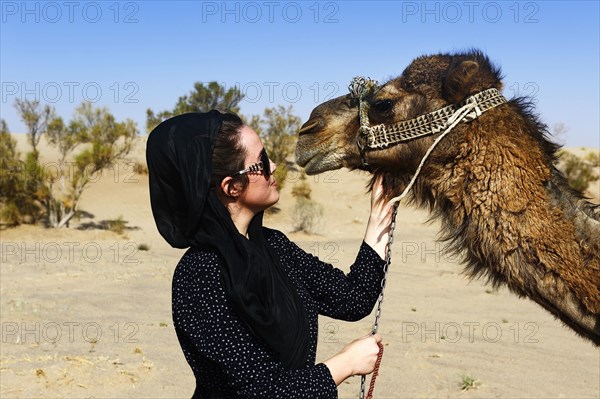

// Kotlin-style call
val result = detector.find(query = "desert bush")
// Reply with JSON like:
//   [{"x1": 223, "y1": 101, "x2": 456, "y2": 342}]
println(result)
[
  {"x1": 460, "y1": 374, "x2": 480, "y2": 391},
  {"x1": 11, "y1": 100, "x2": 137, "y2": 228},
  {"x1": 585, "y1": 151, "x2": 600, "y2": 167},
  {"x1": 132, "y1": 161, "x2": 149, "y2": 175},
  {"x1": 0, "y1": 203, "x2": 21, "y2": 226},
  {"x1": 291, "y1": 197, "x2": 323, "y2": 234},
  {"x1": 0, "y1": 120, "x2": 43, "y2": 225},
  {"x1": 137, "y1": 243, "x2": 150, "y2": 251},
  {"x1": 291, "y1": 180, "x2": 312, "y2": 200},
  {"x1": 556, "y1": 150, "x2": 599, "y2": 192},
  {"x1": 146, "y1": 81, "x2": 243, "y2": 133},
  {"x1": 291, "y1": 171, "x2": 312, "y2": 200},
  {"x1": 105, "y1": 216, "x2": 127, "y2": 235}
]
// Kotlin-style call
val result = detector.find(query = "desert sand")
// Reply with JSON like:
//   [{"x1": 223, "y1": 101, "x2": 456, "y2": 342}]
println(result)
[{"x1": 1, "y1": 136, "x2": 599, "y2": 398}]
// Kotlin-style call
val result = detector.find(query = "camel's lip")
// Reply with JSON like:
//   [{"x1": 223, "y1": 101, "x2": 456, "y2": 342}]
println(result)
[
  {"x1": 296, "y1": 147, "x2": 342, "y2": 175},
  {"x1": 302, "y1": 156, "x2": 330, "y2": 175},
  {"x1": 298, "y1": 118, "x2": 322, "y2": 136},
  {"x1": 295, "y1": 140, "x2": 322, "y2": 167},
  {"x1": 295, "y1": 150, "x2": 311, "y2": 167},
  {"x1": 303, "y1": 157, "x2": 343, "y2": 175}
]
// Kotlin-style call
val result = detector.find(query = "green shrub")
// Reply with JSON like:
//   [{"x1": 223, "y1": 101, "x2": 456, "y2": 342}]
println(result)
[
  {"x1": 291, "y1": 197, "x2": 323, "y2": 234},
  {"x1": 0, "y1": 203, "x2": 21, "y2": 226},
  {"x1": 105, "y1": 216, "x2": 127, "y2": 235},
  {"x1": 132, "y1": 161, "x2": 148, "y2": 175},
  {"x1": 460, "y1": 374, "x2": 480, "y2": 391},
  {"x1": 0, "y1": 121, "x2": 43, "y2": 226},
  {"x1": 585, "y1": 151, "x2": 600, "y2": 167},
  {"x1": 291, "y1": 171, "x2": 312, "y2": 200},
  {"x1": 556, "y1": 151, "x2": 599, "y2": 192}
]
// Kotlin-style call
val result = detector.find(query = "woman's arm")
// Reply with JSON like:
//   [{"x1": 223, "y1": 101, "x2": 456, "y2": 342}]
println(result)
[
  {"x1": 274, "y1": 237, "x2": 384, "y2": 320},
  {"x1": 267, "y1": 177, "x2": 395, "y2": 321}
]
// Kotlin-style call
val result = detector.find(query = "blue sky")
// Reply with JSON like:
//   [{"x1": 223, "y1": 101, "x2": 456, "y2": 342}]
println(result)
[{"x1": 1, "y1": 0, "x2": 599, "y2": 147}]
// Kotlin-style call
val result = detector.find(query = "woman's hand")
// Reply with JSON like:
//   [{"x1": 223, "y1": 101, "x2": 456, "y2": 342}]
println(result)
[
  {"x1": 364, "y1": 175, "x2": 395, "y2": 259},
  {"x1": 323, "y1": 333, "x2": 383, "y2": 385}
]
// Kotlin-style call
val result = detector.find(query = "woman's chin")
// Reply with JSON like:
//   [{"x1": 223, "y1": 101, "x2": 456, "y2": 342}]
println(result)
[{"x1": 267, "y1": 193, "x2": 280, "y2": 209}]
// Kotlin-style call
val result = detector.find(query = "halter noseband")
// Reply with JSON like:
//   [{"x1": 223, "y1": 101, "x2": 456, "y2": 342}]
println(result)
[{"x1": 347, "y1": 76, "x2": 508, "y2": 166}]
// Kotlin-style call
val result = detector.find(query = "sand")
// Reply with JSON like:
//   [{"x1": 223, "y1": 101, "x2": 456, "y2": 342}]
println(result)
[{"x1": 1, "y1": 136, "x2": 599, "y2": 398}]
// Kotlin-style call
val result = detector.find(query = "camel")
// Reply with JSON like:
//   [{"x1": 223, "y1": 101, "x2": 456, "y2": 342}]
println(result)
[{"x1": 295, "y1": 50, "x2": 600, "y2": 346}]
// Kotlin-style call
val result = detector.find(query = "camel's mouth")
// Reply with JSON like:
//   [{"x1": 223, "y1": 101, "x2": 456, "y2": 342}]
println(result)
[
  {"x1": 295, "y1": 137, "x2": 344, "y2": 175},
  {"x1": 295, "y1": 140, "x2": 321, "y2": 169},
  {"x1": 296, "y1": 117, "x2": 324, "y2": 169},
  {"x1": 296, "y1": 114, "x2": 351, "y2": 174},
  {"x1": 298, "y1": 152, "x2": 342, "y2": 175}
]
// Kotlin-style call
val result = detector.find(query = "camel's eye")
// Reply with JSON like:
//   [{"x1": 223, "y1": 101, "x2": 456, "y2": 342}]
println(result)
[{"x1": 373, "y1": 99, "x2": 393, "y2": 113}]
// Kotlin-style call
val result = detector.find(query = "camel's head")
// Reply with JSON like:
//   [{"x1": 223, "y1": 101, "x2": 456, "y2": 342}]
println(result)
[
  {"x1": 296, "y1": 50, "x2": 504, "y2": 195},
  {"x1": 295, "y1": 93, "x2": 362, "y2": 174}
]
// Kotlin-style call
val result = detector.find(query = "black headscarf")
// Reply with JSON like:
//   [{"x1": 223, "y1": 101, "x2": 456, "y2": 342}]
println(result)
[{"x1": 146, "y1": 111, "x2": 310, "y2": 369}]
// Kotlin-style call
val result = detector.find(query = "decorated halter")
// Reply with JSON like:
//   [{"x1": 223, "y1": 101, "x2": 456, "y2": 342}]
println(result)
[
  {"x1": 350, "y1": 76, "x2": 508, "y2": 399},
  {"x1": 348, "y1": 76, "x2": 507, "y2": 166}
]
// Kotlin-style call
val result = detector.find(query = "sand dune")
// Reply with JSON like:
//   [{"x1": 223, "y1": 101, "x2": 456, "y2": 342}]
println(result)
[{"x1": 1, "y1": 136, "x2": 598, "y2": 398}]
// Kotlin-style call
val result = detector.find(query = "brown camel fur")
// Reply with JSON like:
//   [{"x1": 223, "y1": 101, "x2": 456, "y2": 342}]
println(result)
[{"x1": 295, "y1": 50, "x2": 600, "y2": 345}]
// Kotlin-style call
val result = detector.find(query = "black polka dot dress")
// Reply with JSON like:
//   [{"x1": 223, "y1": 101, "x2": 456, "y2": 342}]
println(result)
[{"x1": 172, "y1": 228, "x2": 385, "y2": 398}]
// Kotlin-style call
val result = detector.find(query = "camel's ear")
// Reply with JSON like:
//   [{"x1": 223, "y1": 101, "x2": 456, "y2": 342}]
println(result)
[{"x1": 442, "y1": 60, "x2": 480, "y2": 103}]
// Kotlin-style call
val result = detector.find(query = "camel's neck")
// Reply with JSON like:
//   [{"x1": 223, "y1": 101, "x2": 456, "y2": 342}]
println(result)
[{"x1": 417, "y1": 108, "x2": 600, "y2": 345}]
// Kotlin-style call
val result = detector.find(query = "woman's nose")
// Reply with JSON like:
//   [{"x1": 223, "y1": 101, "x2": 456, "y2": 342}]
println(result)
[{"x1": 270, "y1": 159, "x2": 276, "y2": 173}]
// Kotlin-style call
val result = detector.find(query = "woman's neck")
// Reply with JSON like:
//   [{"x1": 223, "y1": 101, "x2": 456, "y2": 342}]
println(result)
[{"x1": 228, "y1": 203, "x2": 255, "y2": 238}]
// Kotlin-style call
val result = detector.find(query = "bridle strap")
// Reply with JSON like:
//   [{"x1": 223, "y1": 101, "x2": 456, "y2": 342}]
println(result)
[
  {"x1": 363, "y1": 88, "x2": 506, "y2": 150},
  {"x1": 348, "y1": 76, "x2": 507, "y2": 166}
]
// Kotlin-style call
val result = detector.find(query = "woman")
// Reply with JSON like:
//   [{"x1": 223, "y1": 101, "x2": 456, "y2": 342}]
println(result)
[{"x1": 147, "y1": 110, "x2": 393, "y2": 398}]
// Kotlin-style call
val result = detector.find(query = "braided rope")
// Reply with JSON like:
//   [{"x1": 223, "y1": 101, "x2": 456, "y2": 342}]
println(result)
[
  {"x1": 359, "y1": 201, "x2": 398, "y2": 399},
  {"x1": 365, "y1": 88, "x2": 506, "y2": 150},
  {"x1": 348, "y1": 77, "x2": 380, "y2": 165},
  {"x1": 365, "y1": 341, "x2": 384, "y2": 399}
]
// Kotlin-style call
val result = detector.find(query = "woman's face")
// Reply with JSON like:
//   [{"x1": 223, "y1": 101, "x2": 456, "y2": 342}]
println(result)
[{"x1": 237, "y1": 125, "x2": 279, "y2": 213}]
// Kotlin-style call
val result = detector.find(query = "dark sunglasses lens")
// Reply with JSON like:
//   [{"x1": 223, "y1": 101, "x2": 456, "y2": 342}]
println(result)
[{"x1": 261, "y1": 149, "x2": 271, "y2": 177}]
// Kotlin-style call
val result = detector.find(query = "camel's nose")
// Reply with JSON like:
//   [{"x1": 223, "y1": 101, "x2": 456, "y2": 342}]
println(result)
[{"x1": 298, "y1": 117, "x2": 323, "y2": 136}]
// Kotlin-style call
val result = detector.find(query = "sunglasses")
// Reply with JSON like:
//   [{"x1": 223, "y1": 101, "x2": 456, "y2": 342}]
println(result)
[{"x1": 232, "y1": 148, "x2": 271, "y2": 178}]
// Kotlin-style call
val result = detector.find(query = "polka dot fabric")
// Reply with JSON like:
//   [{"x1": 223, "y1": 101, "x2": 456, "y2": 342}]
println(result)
[{"x1": 172, "y1": 228, "x2": 385, "y2": 398}]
